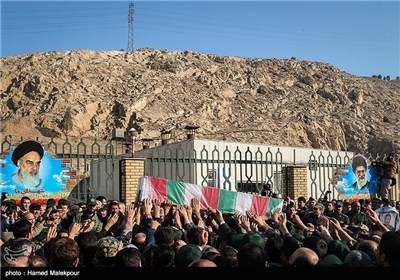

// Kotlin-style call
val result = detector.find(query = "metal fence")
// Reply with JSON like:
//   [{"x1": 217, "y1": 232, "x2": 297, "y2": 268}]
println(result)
[
  {"x1": 139, "y1": 144, "x2": 400, "y2": 200},
  {"x1": 1, "y1": 136, "x2": 399, "y2": 201},
  {"x1": 141, "y1": 145, "x2": 346, "y2": 198}
]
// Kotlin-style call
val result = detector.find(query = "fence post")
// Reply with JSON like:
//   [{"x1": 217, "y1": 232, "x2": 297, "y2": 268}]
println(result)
[
  {"x1": 120, "y1": 158, "x2": 145, "y2": 203},
  {"x1": 282, "y1": 165, "x2": 308, "y2": 199},
  {"x1": 390, "y1": 173, "x2": 399, "y2": 201}
]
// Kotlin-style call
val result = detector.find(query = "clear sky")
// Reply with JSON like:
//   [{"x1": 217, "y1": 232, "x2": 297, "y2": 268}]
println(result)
[{"x1": 1, "y1": 0, "x2": 399, "y2": 78}]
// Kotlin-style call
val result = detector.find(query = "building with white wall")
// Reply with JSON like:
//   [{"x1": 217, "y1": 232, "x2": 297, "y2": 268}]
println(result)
[{"x1": 133, "y1": 138, "x2": 354, "y2": 200}]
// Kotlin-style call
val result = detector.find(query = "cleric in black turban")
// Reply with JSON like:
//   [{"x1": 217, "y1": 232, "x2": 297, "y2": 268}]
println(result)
[{"x1": 11, "y1": 140, "x2": 44, "y2": 189}]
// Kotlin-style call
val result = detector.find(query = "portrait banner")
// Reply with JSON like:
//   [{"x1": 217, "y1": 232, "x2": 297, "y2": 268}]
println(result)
[
  {"x1": 379, "y1": 212, "x2": 399, "y2": 231},
  {"x1": 332, "y1": 154, "x2": 379, "y2": 201},
  {"x1": 376, "y1": 206, "x2": 400, "y2": 231},
  {"x1": 0, "y1": 141, "x2": 76, "y2": 204}
]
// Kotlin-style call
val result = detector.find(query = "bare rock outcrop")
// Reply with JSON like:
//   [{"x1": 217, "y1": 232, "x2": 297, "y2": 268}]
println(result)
[{"x1": 1, "y1": 49, "x2": 399, "y2": 155}]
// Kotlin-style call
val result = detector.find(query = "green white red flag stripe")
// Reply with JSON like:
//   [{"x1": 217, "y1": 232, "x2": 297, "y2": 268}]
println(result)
[{"x1": 139, "y1": 176, "x2": 283, "y2": 216}]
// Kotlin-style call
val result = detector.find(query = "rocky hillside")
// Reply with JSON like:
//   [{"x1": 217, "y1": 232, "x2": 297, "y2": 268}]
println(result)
[{"x1": 1, "y1": 49, "x2": 399, "y2": 155}]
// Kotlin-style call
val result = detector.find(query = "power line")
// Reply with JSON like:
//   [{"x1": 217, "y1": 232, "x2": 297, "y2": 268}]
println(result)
[{"x1": 127, "y1": 1, "x2": 134, "y2": 52}]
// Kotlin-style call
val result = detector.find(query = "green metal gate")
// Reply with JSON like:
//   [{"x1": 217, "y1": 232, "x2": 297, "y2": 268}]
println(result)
[{"x1": 140, "y1": 143, "x2": 399, "y2": 200}]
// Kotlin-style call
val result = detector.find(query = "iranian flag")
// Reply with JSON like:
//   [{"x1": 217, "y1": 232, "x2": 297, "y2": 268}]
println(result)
[{"x1": 139, "y1": 176, "x2": 283, "y2": 216}]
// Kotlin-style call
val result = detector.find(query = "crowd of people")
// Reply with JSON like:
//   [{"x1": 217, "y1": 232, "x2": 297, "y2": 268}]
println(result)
[{"x1": 1, "y1": 192, "x2": 399, "y2": 268}]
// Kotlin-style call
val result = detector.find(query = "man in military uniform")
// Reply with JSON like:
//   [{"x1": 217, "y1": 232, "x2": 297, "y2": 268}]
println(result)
[
  {"x1": 347, "y1": 201, "x2": 368, "y2": 226},
  {"x1": 330, "y1": 201, "x2": 350, "y2": 226},
  {"x1": 380, "y1": 153, "x2": 398, "y2": 199},
  {"x1": 73, "y1": 198, "x2": 104, "y2": 233}
]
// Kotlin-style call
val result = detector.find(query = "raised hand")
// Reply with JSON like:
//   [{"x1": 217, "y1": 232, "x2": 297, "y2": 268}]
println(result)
[
  {"x1": 253, "y1": 214, "x2": 265, "y2": 226},
  {"x1": 191, "y1": 198, "x2": 201, "y2": 215},
  {"x1": 133, "y1": 204, "x2": 142, "y2": 224},
  {"x1": 104, "y1": 213, "x2": 119, "y2": 231},
  {"x1": 150, "y1": 220, "x2": 160, "y2": 230},
  {"x1": 68, "y1": 222, "x2": 82, "y2": 239},
  {"x1": 271, "y1": 209, "x2": 281, "y2": 224},
  {"x1": 307, "y1": 223, "x2": 315, "y2": 232},
  {"x1": 234, "y1": 212, "x2": 242, "y2": 226},
  {"x1": 153, "y1": 199, "x2": 161, "y2": 218},
  {"x1": 328, "y1": 217, "x2": 341, "y2": 230},
  {"x1": 250, "y1": 222, "x2": 259, "y2": 232},
  {"x1": 125, "y1": 203, "x2": 136, "y2": 223},
  {"x1": 215, "y1": 209, "x2": 224, "y2": 224},
  {"x1": 143, "y1": 198, "x2": 152, "y2": 216},
  {"x1": 246, "y1": 210, "x2": 255, "y2": 222},
  {"x1": 185, "y1": 205, "x2": 193, "y2": 224},
  {"x1": 276, "y1": 212, "x2": 289, "y2": 235},
  {"x1": 205, "y1": 225, "x2": 213, "y2": 233},
  {"x1": 173, "y1": 207, "x2": 183, "y2": 230},
  {"x1": 240, "y1": 215, "x2": 251, "y2": 232},
  {"x1": 365, "y1": 209, "x2": 379, "y2": 224},
  {"x1": 82, "y1": 221, "x2": 95, "y2": 233},
  {"x1": 46, "y1": 225, "x2": 58, "y2": 242},
  {"x1": 316, "y1": 224, "x2": 333, "y2": 242},
  {"x1": 162, "y1": 199, "x2": 173, "y2": 216},
  {"x1": 198, "y1": 218, "x2": 206, "y2": 229}
]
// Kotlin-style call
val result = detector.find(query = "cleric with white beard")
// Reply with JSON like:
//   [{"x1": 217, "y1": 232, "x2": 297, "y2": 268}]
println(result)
[{"x1": 11, "y1": 140, "x2": 44, "y2": 190}]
